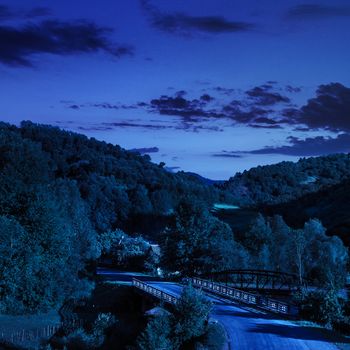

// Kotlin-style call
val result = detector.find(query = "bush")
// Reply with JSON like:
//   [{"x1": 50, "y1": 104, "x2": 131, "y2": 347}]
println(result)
[
  {"x1": 298, "y1": 290, "x2": 345, "y2": 328},
  {"x1": 196, "y1": 322, "x2": 226, "y2": 350},
  {"x1": 62, "y1": 313, "x2": 116, "y2": 350},
  {"x1": 136, "y1": 314, "x2": 173, "y2": 350},
  {"x1": 173, "y1": 284, "x2": 212, "y2": 346}
]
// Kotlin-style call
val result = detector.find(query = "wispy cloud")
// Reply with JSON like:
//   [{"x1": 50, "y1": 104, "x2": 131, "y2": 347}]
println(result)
[
  {"x1": 230, "y1": 133, "x2": 350, "y2": 156},
  {"x1": 245, "y1": 85, "x2": 291, "y2": 106},
  {"x1": 0, "y1": 19, "x2": 133, "y2": 67},
  {"x1": 287, "y1": 4, "x2": 350, "y2": 19},
  {"x1": 140, "y1": 0, "x2": 254, "y2": 36}
]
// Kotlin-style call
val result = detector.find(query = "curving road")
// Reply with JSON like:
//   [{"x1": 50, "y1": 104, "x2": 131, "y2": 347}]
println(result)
[{"x1": 147, "y1": 281, "x2": 340, "y2": 350}]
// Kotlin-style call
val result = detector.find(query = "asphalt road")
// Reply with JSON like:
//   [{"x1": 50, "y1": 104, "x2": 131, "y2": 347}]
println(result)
[{"x1": 148, "y1": 282, "x2": 341, "y2": 350}]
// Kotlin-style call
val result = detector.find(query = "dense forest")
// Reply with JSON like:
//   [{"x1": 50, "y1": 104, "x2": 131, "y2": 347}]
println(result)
[{"x1": 222, "y1": 154, "x2": 350, "y2": 206}]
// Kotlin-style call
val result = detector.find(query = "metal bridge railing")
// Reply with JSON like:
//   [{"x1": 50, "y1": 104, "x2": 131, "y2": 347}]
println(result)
[
  {"x1": 189, "y1": 277, "x2": 297, "y2": 316},
  {"x1": 132, "y1": 278, "x2": 178, "y2": 305}
]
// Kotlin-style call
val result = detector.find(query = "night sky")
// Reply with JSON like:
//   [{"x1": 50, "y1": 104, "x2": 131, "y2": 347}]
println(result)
[{"x1": 1, "y1": 1, "x2": 350, "y2": 179}]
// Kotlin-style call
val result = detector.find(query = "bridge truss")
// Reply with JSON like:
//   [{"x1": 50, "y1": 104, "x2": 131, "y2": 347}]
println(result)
[{"x1": 198, "y1": 269, "x2": 305, "y2": 293}]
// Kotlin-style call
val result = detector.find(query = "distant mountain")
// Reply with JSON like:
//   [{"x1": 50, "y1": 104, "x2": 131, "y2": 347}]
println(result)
[
  {"x1": 220, "y1": 154, "x2": 350, "y2": 206},
  {"x1": 180, "y1": 171, "x2": 224, "y2": 186}
]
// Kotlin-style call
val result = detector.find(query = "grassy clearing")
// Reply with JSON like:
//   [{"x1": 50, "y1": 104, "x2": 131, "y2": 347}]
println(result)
[
  {"x1": 0, "y1": 310, "x2": 60, "y2": 349},
  {"x1": 213, "y1": 203, "x2": 240, "y2": 210}
]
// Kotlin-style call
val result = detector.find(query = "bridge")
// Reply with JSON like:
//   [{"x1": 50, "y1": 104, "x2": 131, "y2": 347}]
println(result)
[
  {"x1": 130, "y1": 275, "x2": 339, "y2": 350},
  {"x1": 133, "y1": 277, "x2": 295, "y2": 316},
  {"x1": 198, "y1": 269, "x2": 304, "y2": 293}
]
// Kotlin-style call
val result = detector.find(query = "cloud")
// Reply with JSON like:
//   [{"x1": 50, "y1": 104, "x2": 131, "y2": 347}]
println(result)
[
  {"x1": 102, "y1": 122, "x2": 170, "y2": 130},
  {"x1": 0, "y1": 5, "x2": 52, "y2": 21},
  {"x1": 92, "y1": 103, "x2": 120, "y2": 110},
  {"x1": 148, "y1": 93, "x2": 224, "y2": 119},
  {"x1": 245, "y1": 85, "x2": 291, "y2": 106},
  {"x1": 200, "y1": 94, "x2": 214, "y2": 102},
  {"x1": 140, "y1": 0, "x2": 253, "y2": 36},
  {"x1": 212, "y1": 86, "x2": 235, "y2": 95},
  {"x1": 248, "y1": 124, "x2": 283, "y2": 129},
  {"x1": 285, "y1": 85, "x2": 302, "y2": 93},
  {"x1": 146, "y1": 89, "x2": 280, "y2": 124},
  {"x1": 129, "y1": 147, "x2": 159, "y2": 154},
  {"x1": 69, "y1": 104, "x2": 80, "y2": 110},
  {"x1": 287, "y1": 4, "x2": 350, "y2": 19},
  {"x1": 212, "y1": 152, "x2": 243, "y2": 158},
  {"x1": 0, "y1": 20, "x2": 133, "y2": 67},
  {"x1": 298, "y1": 83, "x2": 350, "y2": 131},
  {"x1": 246, "y1": 133, "x2": 350, "y2": 156},
  {"x1": 254, "y1": 117, "x2": 280, "y2": 125}
]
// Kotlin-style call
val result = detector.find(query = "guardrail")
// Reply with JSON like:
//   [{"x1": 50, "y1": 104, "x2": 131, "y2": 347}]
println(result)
[
  {"x1": 132, "y1": 278, "x2": 178, "y2": 305},
  {"x1": 189, "y1": 277, "x2": 297, "y2": 316}
]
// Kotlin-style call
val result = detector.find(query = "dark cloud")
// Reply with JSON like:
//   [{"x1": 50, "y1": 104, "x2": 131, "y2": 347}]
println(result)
[
  {"x1": 75, "y1": 119, "x2": 224, "y2": 133},
  {"x1": 149, "y1": 93, "x2": 224, "y2": 119},
  {"x1": 245, "y1": 85, "x2": 291, "y2": 106},
  {"x1": 254, "y1": 117, "x2": 280, "y2": 125},
  {"x1": 102, "y1": 122, "x2": 170, "y2": 130},
  {"x1": 69, "y1": 104, "x2": 80, "y2": 110},
  {"x1": 138, "y1": 87, "x2": 286, "y2": 126},
  {"x1": 281, "y1": 107, "x2": 300, "y2": 119},
  {"x1": 222, "y1": 100, "x2": 243, "y2": 113},
  {"x1": 229, "y1": 107, "x2": 272, "y2": 123},
  {"x1": 285, "y1": 85, "x2": 302, "y2": 93},
  {"x1": 298, "y1": 83, "x2": 350, "y2": 131},
  {"x1": 200, "y1": 94, "x2": 214, "y2": 102},
  {"x1": 78, "y1": 126, "x2": 114, "y2": 132},
  {"x1": 294, "y1": 126, "x2": 312, "y2": 132},
  {"x1": 92, "y1": 103, "x2": 120, "y2": 110},
  {"x1": 0, "y1": 20, "x2": 133, "y2": 67},
  {"x1": 140, "y1": 0, "x2": 253, "y2": 36},
  {"x1": 247, "y1": 134, "x2": 350, "y2": 156},
  {"x1": 248, "y1": 124, "x2": 283, "y2": 129},
  {"x1": 213, "y1": 86, "x2": 235, "y2": 95},
  {"x1": 212, "y1": 152, "x2": 243, "y2": 158},
  {"x1": 287, "y1": 4, "x2": 350, "y2": 19},
  {"x1": 129, "y1": 147, "x2": 159, "y2": 154}
]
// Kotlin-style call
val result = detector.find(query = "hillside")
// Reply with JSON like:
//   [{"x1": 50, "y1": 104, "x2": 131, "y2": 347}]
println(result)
[
  {"x1": 220, "y1": 154, "x2": 350, "y2": 206},
  {"x1": 264, "y1": 179, "x2": 350, "y2": 246},
  {"x1": 3, "y1": 121, "x2": 230, "y2": 234}
]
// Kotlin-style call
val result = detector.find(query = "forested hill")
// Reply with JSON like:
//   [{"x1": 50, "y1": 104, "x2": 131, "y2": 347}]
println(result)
[
  {"x1": 1, "y1": 121, "x2": 228, "y2": 234},
  {"x1": 264, "y1": 178, "x2": 350, "y2": 246},
  {"x1": 220, "y1": 154, "x2": 350, "y2": 206}
]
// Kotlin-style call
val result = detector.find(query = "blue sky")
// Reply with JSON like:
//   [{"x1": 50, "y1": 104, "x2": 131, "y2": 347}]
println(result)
[{"x1": 0, "y1": 0, "x2": 350, "y2": 179}]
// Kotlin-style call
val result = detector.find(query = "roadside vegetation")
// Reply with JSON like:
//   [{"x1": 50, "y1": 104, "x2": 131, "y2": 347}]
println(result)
[{"x1": 137, "y1": 284, "x2": 225, "y2": 350}]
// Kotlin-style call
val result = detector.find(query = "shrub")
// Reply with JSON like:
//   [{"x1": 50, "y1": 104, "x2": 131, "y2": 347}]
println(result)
[{"x1": 298, "y1": 290, "x2": 345, "y2": 328}]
